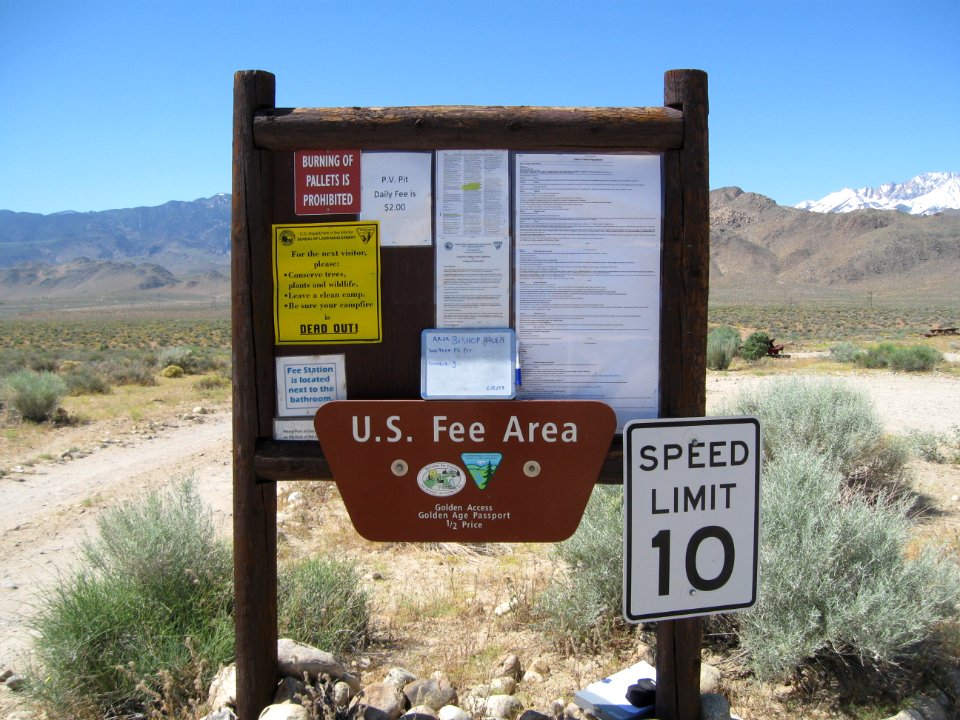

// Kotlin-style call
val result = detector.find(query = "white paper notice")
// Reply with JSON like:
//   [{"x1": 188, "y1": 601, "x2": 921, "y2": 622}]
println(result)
[
  {"x1": 436, "y1": 150, "x2": 509, "y2": 239},
  {"x1": 360, "y1": 152, "x2": 432, "y2": 246},
  {"x1": 435, "y1": 150, "x2": 511, "y2": 327},
  {"x1": 515, "y1": 153, "x2": 662, "y2": 428},
  {"x1": 436, "y1": 238, "x2": 510, "y2": 327}
]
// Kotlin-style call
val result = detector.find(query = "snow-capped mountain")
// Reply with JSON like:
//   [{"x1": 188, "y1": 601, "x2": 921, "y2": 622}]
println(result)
[{"x1": 795, "y1": 172, "x2": 960, "y2": 215}]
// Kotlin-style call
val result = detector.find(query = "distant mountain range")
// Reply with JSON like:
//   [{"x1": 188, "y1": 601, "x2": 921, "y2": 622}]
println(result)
[
  {"x1": 713, "y1": 186, "x2": 960, "y2": 300},
  {"x1": 0, "y1": 186, "x2": 958, "y2": 304},
  {"x1": 0, "y1": 194, "x2": 230, "y2": 274},
  {"x1": 795, "y1": 172, "x2": 960, "y2": 215}
]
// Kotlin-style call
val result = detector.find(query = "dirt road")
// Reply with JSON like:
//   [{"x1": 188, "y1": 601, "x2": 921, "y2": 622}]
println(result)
[{"x1": 0, "y1": 413, "x2": 232, "y2": 673}]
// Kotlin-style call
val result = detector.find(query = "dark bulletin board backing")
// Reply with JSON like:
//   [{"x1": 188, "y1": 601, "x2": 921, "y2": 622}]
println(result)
[{"x1": 232, "y1": 69, "x2": 708, "y2": 720}]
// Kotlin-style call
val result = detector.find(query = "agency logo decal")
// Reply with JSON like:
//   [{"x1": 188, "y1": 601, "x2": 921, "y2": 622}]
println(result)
[
  {"x1": 461, "y1": 452, "x2": 503, "y2": 489},
  {"x1": 416, "y1": 462, "x2": 466, "y2": 497}
]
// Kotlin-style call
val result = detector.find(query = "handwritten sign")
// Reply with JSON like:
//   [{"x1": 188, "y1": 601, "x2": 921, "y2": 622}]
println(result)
[{"x1": 421, "y1": 329, "x2": 516, "y2": 399}]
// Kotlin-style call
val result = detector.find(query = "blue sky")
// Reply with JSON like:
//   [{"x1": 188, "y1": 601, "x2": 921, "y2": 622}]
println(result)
[{"x1": 1, "y1": 0, "x2": 958, "y2": 214}]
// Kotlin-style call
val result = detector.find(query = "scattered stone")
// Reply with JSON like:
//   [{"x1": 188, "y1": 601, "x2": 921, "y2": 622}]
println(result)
[
  {"x1": 1, "y1": 578, "x2": 17, "y2": 590},
  {"x1": 193, "y1": 405, "x2": 209, "y2": 414},
  {"x1": 201, "y1": 709, "x2": 238, "y2": 720},
  {"x1": 562, "y1": 702, "x2": 582, "y2": 720},
  {"x1": 494, "y1": 598, "x2": 518, "y2": 617},
  {"x1": 550, "y1": 700, "x2": 565, "y2": 720},
  {"x1": 518, "y1": 711, "x2": 552, "y2": 720},
  {"x1": 700, "y1": 662, "x2": 722, "y2": 695},
  {"x1": 4, "y1": 674, "x2": 27, "y2": 691},
  {"x1": 277, "y1": 639, "x2": 348, "y2": 683},
  {"x1": 489, "y1": 676, "x2": 517, "y2": 695},
  {"x1": 361, "y1": 681, "x2": 407, "y2": 720},
  {"x1": 528, "y1": 657, "x2": 551, "y2": 677},
  {"x1": 385, "y1": 667, "x2": 418, "y2": 687},
  {"x1": 403, "y1": 678, "x2": 458, "y2": 710},
  {"x1": 0, "y1": 669, "x2": 12, "y2": 682},
  {"x1": 494, "y1": 654, "x2": 523, "y2": 682},
  {"x1": 634, "y1": 642, "x2": 655, "y2": 665},
  {"x1": 287, "y1": 491, "x2": 305, "y2": 506},
  {"x1": 273, "y1": 676, "x2": 307, "y2": 704},
  {"x1": 482, "y1": 694, "x2": 523, "y2": 719},
  {"x1": 207, "y1": 664, "x2": 237, "y2": 710},
  {"x1": 402, "y1": 706, "x2": 439, "y2": 720},
  {"x1": 521, "y1": 671, "x2": 543, "y2": 684},
  {"x1": 438, "y1": 705, "x2": 471, "y2": 720},
  {"x1": 334, "y1": 680, "x2": 355, "y2": 707},
  {"x1": 258, "y1": 704, "x2": 308, "y2": 720},
  {"x1": 883, "y1": 692, "x2": 952, "y2": 720},
  {"x1": 699, "y1": 693, "x2": 730, "y2": 720}
]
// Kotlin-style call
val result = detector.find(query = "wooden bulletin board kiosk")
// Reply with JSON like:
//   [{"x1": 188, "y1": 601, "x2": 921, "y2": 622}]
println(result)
[{"x1": 232, "y1": 69, "x2": 708, "y2": 720}]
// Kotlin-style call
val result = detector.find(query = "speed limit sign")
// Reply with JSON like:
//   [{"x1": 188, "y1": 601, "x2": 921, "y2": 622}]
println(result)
[{"x1": 623, "y1": 417, "x2": 760, "y2": 623}]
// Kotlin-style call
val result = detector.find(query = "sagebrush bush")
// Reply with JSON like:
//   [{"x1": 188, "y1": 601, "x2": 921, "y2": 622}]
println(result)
[
  {"x1": 278, "y1": 556, "x2": 370, "y2": 653},
  {"x1": 61, "y1": 364, "x2": 112, "y2": 396},
  {"x1": 739, "y1": 331, "x2": 771, "y2": 361},
  {"x1": 718, "y1": 378, "x2": 908, "y2": 490},
  {"x1": 828, "y1": 341, "x2": 861, "y2": 363},
  {"x1": 888, "y1": 345, "x2": 942, "y2": 372},
  {"x1": 28, "y1": 480, "x2": 234, "y2": 717},
  {"x1": 157, "y1": 346, "x2": 221, "y2": 375},
  {"x1": 537, "y1": 486, "x2": 624, "y2": 649},
  {"x1": 707, "y1": 325, "x2": 740, "y2": 370},
  {"x1": 3, "y1": 369, "x2": 68, "y2": 421},
  {"x1": 856, "y1": 342, "x2": 898, "y2": 369},
  {"x1": 740, "y1": 443, "x2": 959, "y2": 680},
  {"x1": 101, "y1": 357, "x2": 157, "y2": 387}
]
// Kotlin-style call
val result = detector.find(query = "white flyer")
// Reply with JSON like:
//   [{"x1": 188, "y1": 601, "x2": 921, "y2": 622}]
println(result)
[
  {"x1": 275, "y1": 354, "x2": 346, "y2": 418},
  {"x1": 435, "y1": 150, "x2": 509, "y2": 239},
  {"x1": 360, "y1": 152, "x2": 432, "y2": 246},
  {"x1": 436, "y1": 237, "x2": 510, "y2": 327},
  {"x1": 514, "y1": 153, "x2": 662, "y2": 429}
]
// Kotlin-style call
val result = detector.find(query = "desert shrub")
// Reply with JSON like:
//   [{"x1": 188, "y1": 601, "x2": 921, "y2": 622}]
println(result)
[
  {"x1": 739, "y1": 331, "x2": 771, "y2": 361},
  {"x1": 855, "y1": 342, "x2": 898, "y2": 369},
  {"x1": 3, "y1": 369, "x2": 68, "y2": 422},
  {"x1": 160, "y1": 364, "x2": 185, "y2": 378},
  {"x1": 537, "y1": 486, "x2": 624, "y2": 649},
  {"x1": 27, "y1": 480, "x2": 234, "y2": 717},
  {"x1": 907, "y1": 429, "x2": 947, "y2": 464},
  {"x1": 193, "y1": 373, "x2": 230, "y2": 392},
  {"x1": 718, "y1": 378, "x2": 908, "y2": 491},
  {"x1": 888, "y1": 345, "x2": 942, "y2": 372},
  {"x1": 278, "y1": 556, "x2": 369, "y2": 653},
  {"x1": 100, "y1": 357, "x2": 157, "y2": 387},
  {"x1": 828, "y1": 341, "x2": 861, "y2": 363},
  {"x1": 157, "y1": 346, "x2": 221, "y2": 375},
  {"x1": 707, "y1": 325, "x2": 740, "y2": 370},
  {"x1": 739, "y1": 443, "x2": 959, "y2": 680},
  {"x1": 61, "y1": 364, "x2": 112, "y2": 396}
]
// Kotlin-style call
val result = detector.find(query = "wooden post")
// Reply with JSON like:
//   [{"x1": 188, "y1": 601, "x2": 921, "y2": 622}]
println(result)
[
  {"x1": 657, "y1": 69, "x2": 710, "y2": 720},
  {"x1": 232, "y1": 69, "x2": 279, "y2": 719}
]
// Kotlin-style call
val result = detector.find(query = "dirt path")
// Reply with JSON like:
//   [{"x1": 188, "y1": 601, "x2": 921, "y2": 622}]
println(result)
[{"x1": 0, "y1": 413, "x2": 232, "y2": 674}]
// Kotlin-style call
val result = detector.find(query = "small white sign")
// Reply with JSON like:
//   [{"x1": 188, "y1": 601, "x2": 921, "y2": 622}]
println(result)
[
  {"x1": 275, "y1": 354, "x2": 346, "y2": 418},
  {"x1": 360, "y1": 152, "x2": 432, "y2": 246},
  {"x1": 421, "y1": 329, "x2": 516, "y2": 399},
  {"x1": 623, "y1": 416, "x2": 760, "y2": 623},
  {"x1": 273, "y1": 418, "x2": 318, "y2": 441}
]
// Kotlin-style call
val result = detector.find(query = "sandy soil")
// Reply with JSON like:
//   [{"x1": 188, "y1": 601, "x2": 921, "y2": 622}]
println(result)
[{"x1": 0, "y1": 371, "x2": 958, "y2": 717}]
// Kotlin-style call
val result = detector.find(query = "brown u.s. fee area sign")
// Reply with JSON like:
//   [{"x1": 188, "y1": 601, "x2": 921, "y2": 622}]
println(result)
[{"x1": 314, "y1": 399, "x2": 616, "y2": 542}]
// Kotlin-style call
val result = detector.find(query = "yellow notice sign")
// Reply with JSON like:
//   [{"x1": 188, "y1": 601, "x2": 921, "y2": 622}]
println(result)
[{"x1": 272, "y1": 222, "x2": 381, "y2": 345}]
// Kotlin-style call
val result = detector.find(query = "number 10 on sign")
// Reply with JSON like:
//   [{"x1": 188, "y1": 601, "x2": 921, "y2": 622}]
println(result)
[{"x1": 623, "y1": 417, "x2": 760, "y2": 623}]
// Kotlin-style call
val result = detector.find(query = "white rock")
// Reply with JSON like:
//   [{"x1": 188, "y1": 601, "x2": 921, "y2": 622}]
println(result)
[
  {"x1": 258, "y1": 704, "x2": 308, "y2": 720},
  {"x1": 489, "y1": 676, "x2": 516, "y2": 695},
  {"x1": 277, "y1": 638, "x2": 347, "y2": 681},
  {"x1": 207, "y1": 664, "x2": 237, "y2": 710},
  {"x1": 438, "y1": 706, "x2": 471, "y2": 720},
  {"x1": 484, "y1": 695, "x2": 523, "y2": 719},
  {"x1": 287, "y1": 491, "x2": 305, "y2": 505}
]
